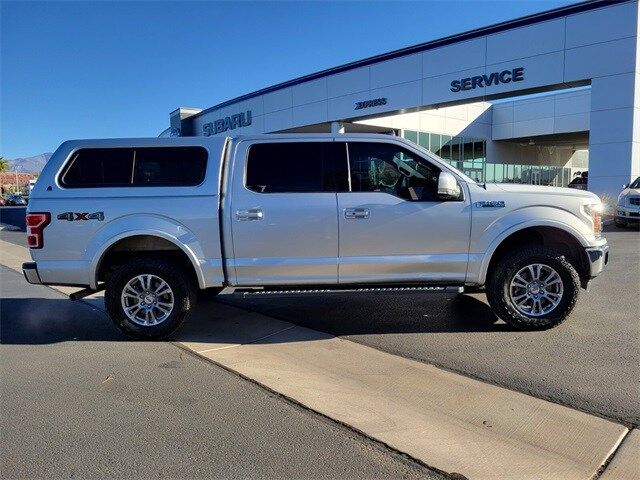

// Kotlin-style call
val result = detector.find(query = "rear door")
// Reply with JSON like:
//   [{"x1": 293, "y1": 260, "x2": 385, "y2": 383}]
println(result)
[
  {"x1": 337, "y1": 140, "x2": 471, "y2": 284},
  {"x1": 228, "y1": 140, "x2": 348, "y2": 286}
]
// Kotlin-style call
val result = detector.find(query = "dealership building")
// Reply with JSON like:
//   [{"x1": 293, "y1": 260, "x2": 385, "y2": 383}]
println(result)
[{"x1": 165, "y1": 0, "x2": 640, "y2": 199}]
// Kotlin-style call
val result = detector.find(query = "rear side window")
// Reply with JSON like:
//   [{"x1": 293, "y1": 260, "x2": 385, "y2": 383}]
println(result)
[
  {"x1": 245, "y1": 142, "x2": 348, "y2": 193},
  {"x1": 59, "y1": 147, "x2": 207, "y2": 188},
  {"x1": 60, "y1": 148, "x2": 133, "y2": 187}
]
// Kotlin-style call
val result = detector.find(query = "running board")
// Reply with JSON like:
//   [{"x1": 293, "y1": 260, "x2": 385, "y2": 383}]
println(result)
[
  {"x1": 69, "y1": 283, "x2": 105, "y2": 301},
  {"x1": 235, "y1": 285, "x2": 463, "y2": 296}
]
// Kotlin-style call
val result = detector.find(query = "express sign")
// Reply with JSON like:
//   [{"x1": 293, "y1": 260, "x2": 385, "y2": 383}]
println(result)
[
  {"x1": 450, "y1": 67, "x2": 524, "y2": 92},
  {"x1": 355, "y1": 97, "x2": 387, "y2": 110}
]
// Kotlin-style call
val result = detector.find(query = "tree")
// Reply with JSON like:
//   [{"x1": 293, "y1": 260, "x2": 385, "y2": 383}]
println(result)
[{"x1": 0, "y1": 156, "x2": 9, "y2": 173}]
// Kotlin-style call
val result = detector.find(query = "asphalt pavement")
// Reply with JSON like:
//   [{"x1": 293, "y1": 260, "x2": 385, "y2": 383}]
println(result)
[
  {"x1": 0, "y1": 264, "x2": 444, "y2": 479},
  {"x1": 0, "y1": 206, "x2": 26, "y2": 230},
  {"x1": 221, "y1": 224, "x2": 640, "y2": 426},
  {"x1": 1, "y1": 225, "x2": 639, "y2": 427}
]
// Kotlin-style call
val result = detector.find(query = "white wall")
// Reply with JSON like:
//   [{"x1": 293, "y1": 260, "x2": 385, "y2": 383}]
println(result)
[
  {"x1": 492, "y1": 89, "x2": 590, "y2": 140},
  {"x1": 563, "y1": 1, "x2": 640, "y2": 198},
  {"x1": 354, "y1": 102, "x2": 492, "y2": 139}
]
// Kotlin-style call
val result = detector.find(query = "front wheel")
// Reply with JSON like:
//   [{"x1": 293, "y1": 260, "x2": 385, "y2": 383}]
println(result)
[
  {"x1": 486, "y1": 246, "x2": 580, "y2": 330},
  {"x1": 105, "y1": 257, "x2": 196, "y2": 339}
]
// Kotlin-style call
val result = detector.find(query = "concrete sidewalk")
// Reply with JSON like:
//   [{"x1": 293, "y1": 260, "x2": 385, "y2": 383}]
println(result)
[{"x1": 1, "y1": 237, "x2": 637, "y2": 479}]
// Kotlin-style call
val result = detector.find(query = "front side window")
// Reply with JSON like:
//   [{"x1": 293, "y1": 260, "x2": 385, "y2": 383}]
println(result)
[
  {"x1": 245, "y1": 142, "x2": 348, "y2": 193},
  {"x1": 347, "y1": 142, "x2": 440, "y2": 201},
  {"x1": 59, "y1": 147, "x2": 207, "y2": 188}
]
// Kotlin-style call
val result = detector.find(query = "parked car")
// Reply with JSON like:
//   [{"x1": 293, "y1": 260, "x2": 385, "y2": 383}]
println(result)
[
  {"x1": 22, "y1": 134, "x2": 608, "y2": 338},
  {"x1": 614, "y1": 176, "x2": 640, "y2": 227},
  {"x1": 6, "y1": 194, "x2": 27, "y2": 206}
]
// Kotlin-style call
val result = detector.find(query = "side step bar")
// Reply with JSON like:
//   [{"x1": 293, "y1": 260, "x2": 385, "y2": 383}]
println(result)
[
  {"x1": 69, "y1": 284, "x2": 105, "y2": 301},
  {"x1": 236, "y1": 285, "x2": 464, "y2": 296}
]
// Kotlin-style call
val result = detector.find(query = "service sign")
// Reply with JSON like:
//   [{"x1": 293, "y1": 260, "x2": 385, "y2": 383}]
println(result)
[
  {"x1": 203, "y1": 110, "x2": 252, "y2": 135},
  {"x1": 450, "y1": 67, "x2": 524, "y2": 92}
]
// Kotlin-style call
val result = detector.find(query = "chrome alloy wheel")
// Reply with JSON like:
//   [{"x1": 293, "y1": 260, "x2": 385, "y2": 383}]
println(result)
[
  {"x1": 508, "y1": 264, "x2": 564, "y2": 317},
  {"x1": 120, "y1": 274, "x2": 174, "y2": 326}
]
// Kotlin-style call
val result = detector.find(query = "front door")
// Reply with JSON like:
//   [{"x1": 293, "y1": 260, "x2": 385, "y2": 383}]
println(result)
[
  {"x1": 338, "y1": 140, "x2": 471, "y2": 284},
  {"x1": 229, "y1": 140, "x2": 347, "y2": 286}
]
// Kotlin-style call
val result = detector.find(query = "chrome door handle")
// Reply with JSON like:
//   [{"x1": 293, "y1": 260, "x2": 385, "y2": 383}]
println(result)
[
  {"x1": 236, "y1": 208, "x2": 263, "y2": 221},
  {"x1": 344, "y1": 208, "x2": 370, "y2": 219}
]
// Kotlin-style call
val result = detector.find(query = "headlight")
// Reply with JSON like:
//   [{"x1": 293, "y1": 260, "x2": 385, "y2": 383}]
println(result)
[
  {"x1": 617, "y1": 193, "x2": 625, "y2": 206},
  {"x1": 584, "y1": 202, "x2": 604, "y2": 237}
]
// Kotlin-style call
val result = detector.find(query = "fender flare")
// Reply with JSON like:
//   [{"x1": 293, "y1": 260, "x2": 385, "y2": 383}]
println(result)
[
  {"x1": 87, "y1": 217, "x2": 207, "y2": 290},
  {"x1": 477, "y1": 219, "x2": 590, "y2": 285}
]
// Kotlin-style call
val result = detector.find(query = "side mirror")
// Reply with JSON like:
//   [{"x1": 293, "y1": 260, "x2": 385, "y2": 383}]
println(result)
[
  {"x1": 437, "y1": 171, "x2": 461, "y2": 200},
  {"x1": 623, "y1": 184, "x2": 629, "y2": 189}
]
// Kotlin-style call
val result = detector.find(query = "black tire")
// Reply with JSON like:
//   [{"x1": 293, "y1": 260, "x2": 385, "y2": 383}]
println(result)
[
  {"x1": 105, "y1": 256, "x2": 197, "y2": 339},
  {"x1": 486, "y1": 245, "x2": 580, "y2": 330},
  {"x1": 614, "y1": 217, "x2": 628, "y2": 228}
]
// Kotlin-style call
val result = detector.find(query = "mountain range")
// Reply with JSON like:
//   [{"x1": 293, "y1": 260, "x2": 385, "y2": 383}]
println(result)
[{"x1": 6, "y1": 153, "x2": 52, "y2": 173}]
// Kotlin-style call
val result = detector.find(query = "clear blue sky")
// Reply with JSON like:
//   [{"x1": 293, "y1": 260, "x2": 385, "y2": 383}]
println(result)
[{"x1": 1, "y1": 0, "x2": 575, "y2": 159}]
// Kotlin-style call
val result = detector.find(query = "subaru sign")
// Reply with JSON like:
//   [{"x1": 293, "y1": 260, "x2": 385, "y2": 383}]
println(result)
[{"x1": 203, "y1": 110, "x2": 252, "y2": 135}]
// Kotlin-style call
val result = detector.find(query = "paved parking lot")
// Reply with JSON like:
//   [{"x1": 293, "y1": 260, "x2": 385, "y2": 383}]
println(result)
[
  {"x1": 2, "y1": 224, "x2": 638, "y2": 429},
  {"x1": 0, "y1": 206, "x2": 26, "y2": 230},
  {"x1": 1, "y1": 263, "x2": 443, "y2": 479},
  {"x1": 221, "y1": 224, "x2": 640, "y2": 426},
  {"x1": 1, "y1": 222, "x2": 638, "y2": 478}
]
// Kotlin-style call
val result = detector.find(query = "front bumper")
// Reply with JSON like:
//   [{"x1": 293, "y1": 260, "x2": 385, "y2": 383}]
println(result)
[
  {"x1": 616, "y1": 205, "x2": 640, "y2": 221},
  {"x1": 22, "y1": 262, "x2": 42, "y2": 285},
  {"x1": 585, "y1": 243, "x2": 609, "y2": 278}
]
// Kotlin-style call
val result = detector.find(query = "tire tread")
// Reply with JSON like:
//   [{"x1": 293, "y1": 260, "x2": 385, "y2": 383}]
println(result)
[
  {"x1": 105, "y1": 256, "x2": 196, "y2": 339},
  {"x1": 486, "y1": 245, "x2": 580, "y2": 330}
]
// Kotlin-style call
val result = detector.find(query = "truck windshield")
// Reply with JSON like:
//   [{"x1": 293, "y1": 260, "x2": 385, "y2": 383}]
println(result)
[
  {"x1": 629, "y1": 177, "x2": 640, "y2": 189},
  {"x1": 408, "y1": 141, "x2": 477, "y2": 184}
]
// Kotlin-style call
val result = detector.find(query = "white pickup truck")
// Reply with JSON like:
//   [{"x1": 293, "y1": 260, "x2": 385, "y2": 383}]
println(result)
[{"x1": 23, "y1": 134, "x2": 609, "y2": 338}]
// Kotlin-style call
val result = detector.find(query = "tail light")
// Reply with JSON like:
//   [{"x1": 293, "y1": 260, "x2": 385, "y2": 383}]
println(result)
[{"x1": 26, "y1": 212, "x2": 51, "y2": 249}]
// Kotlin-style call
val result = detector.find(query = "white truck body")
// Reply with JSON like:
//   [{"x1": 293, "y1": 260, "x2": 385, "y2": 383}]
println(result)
[{"x1": 23, "y1": 134, "x2": 609, "y2": 336}]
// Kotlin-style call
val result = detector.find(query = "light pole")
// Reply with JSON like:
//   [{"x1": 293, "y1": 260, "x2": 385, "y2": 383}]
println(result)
[
  {"x1": 13, "y1": 165, "x2": 22, "y2": 194},
  {"x1": 13, "y1": 165, "x2": 25, "y2": 195}
]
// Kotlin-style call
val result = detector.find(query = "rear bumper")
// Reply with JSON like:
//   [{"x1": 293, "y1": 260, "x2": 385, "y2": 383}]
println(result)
[
  {"x1": 22, "y1": 262, "x2": 42, "y2": 284},
  {"x1": 585, "y1": 243, "x2": 609, "y2": 278}
]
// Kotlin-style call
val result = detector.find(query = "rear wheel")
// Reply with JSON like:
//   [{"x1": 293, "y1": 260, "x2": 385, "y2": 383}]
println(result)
[
  {"x1": 105, "y1": 257, "x2": 196, "y2": 339},
  {"x1": 486, "y1": 245, "x2": 580, "y2": 330}
]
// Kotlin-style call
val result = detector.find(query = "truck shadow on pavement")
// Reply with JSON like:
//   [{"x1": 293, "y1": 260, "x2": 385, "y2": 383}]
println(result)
[
  {"x1": 0, "y1": 297, "x2": 126, "y2": 345},
  {"x1": 179, "y1": 291, "x2": 512, "y2": 347},
  {"x1": 1, "y1": 291, "x2": 510, "y2": 346}
]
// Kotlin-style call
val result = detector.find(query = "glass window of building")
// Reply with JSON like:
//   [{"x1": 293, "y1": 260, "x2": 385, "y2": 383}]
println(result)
[{"x1": 403, "y1": 130, "x2": 574, "y2": 187}]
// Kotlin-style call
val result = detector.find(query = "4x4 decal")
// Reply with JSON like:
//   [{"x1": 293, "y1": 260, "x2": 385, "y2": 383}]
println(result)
[{"x1": 57, "y1": 211, "x2": 104, "y2": 221}]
